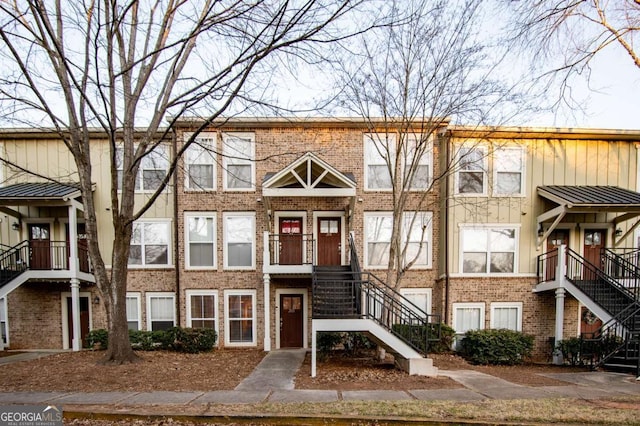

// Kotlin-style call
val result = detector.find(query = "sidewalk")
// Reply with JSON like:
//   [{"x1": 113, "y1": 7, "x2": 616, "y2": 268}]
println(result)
[{"x1": 0, "y1": 349, "x2": 638, "y2": 406}]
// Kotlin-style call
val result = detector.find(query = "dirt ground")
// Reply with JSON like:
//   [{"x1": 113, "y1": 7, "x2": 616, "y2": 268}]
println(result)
[{"x1": 0, "y1": 348, "x2": 594, "y2": 392}]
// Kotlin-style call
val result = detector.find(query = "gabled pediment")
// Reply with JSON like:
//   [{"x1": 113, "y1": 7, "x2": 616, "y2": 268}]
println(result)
[{"x1": 263, "y1": 152, "x2": 356, "y2": 197}]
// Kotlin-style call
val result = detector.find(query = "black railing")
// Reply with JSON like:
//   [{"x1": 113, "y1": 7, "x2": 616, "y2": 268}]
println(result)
[
  {"x1": 601, "y1": 249, "x2": 640, "y2": 300},
  {"x1": 267, "y1": 233, "x2": 314, "y2": 266},
  {"x1": 536, "y1": 248, "x2": 559, "y2": 284}
]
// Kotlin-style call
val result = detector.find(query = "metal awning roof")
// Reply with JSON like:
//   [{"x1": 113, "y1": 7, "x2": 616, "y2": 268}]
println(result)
[
  {"x1": 536, "y1": 185, "x2": 640, "y2": 248},
  {"x1": 0, "y1": 182, "x2": 82, "y2": 200}
]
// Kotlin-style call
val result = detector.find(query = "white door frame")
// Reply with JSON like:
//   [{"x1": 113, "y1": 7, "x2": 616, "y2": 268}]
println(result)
[
  {"x1": 313, "y1": 211, "x2": 346, "y2": 265},
  {"x1": 275, "y1": 288, "x2": 308, "y2": 349}
]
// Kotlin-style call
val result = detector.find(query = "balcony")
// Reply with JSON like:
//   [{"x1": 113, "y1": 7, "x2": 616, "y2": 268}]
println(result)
[{"x1": 263, "y1": 231, "x2": 314, "y2": 275}]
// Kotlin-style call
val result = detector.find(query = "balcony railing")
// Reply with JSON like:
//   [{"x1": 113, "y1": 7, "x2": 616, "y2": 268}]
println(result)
[
  {"x1": 0, "y1": 240, "x2": 91, "y2": 274},
  {"x1": 266, "y1": 233, "x2": 315, "y2": 266}
]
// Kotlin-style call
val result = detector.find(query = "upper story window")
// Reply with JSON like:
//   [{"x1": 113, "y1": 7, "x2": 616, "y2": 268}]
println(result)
[
  {"x1": 455, "y1": 146, "x2": 487, "y2": 195},
  {"x1": 185, "y1": 213, "x2": 216, "y2": 269},
  {"x1": 461, "y1": 226, "x2": 517, "y2": 274},
  {"x1": 364, "y1": 211, "x2": 432, "y2": 269},
  {"x1": 185, "y1": 134, "x2": 216, "y2": 191},
  {"x1": 129, "y1": 220, "x2": 171, "y2": 267},
  {"x1": 223, "y1": 212, "x2": 256, "y2": 270},
  {"x1": 403, "y1": 135, "x2": 432, "y2": 190},
  {"x1": 116, "y1": 144, "x2": 169, "y2": 192},
  {"x1": 364, "y1": 133, "x2": 394, "y2": 190},
  {"x1": 222, "y1": 133, "x2": 255, "y2": 191},
  {"x1": 493, "y1": 147, "x2": 525, "y2": 196}
]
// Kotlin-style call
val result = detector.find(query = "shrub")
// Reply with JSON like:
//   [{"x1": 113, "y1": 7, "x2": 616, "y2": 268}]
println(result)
[
  {"x1": 343, "y1": 332, "x2": 375, "y2": 356},
  {"x1": 459, "y1": 329, "x2": 534, "y2": 365},
  {"x1": 391, "y1": 322, "x2": 454, "y2": 353},
  {"x1": 87, "y1": 329, "x2": 108, "y2": 349},
  {"x1": 166, "y1": 327, "x2": 217, "y2": 353},
  {"x1": 556, "y1": 337, "x2": 583, "y2": 366},
  {"x1": 129, "y1": 329, "x2": 167, "y2": 350},
  {"x1": 317, "y1": 332, "x2": 343, "y2": 360}
]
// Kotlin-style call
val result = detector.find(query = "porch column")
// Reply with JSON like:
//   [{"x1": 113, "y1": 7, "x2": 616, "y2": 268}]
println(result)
[
  {"x1": 553, "y1": 287, "x2": 566, "y2": 365},
  {"x1": 263, "y1": 273, "x2": 271, "y2": 351},
  {"x1": 70, "y1": 278, "x2": 81, "y2": 351},
  {"x1": 68, "y1": 205, "x2": 79, "y2": 273},
  {"x1": 311, "y1": 320, "x2": 317, "y2": 377}
]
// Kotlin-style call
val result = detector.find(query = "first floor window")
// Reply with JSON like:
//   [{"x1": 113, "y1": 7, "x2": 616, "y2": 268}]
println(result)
[
  {"x1": 147, "y1": 293, "x2": 175, "y2": 331},
  {"x1": 187, "y1": 291, "x2": 217, "y2": 331},
  {"x1": 453, "y1": 303, "x2": 485, "y2": 334},
  {"x1": 126, "y1": 293, "x2": 141, "y2": 330},
  {"x1": 185, "y1": 134, "x2": 216, "y2": 190},
  {"x1": 490, "y1": 302, "x2": 522, "y2": 331},
  {"x1": 129, "y1": 221, "x2": 171, "y2": 266},
  {"x1": 461, "y1": 226, "x2": 517, "y2": 274},
  {"x1": 224, "y1": 213, "x2": 255, "y2": 269},
  {"x1": 400, "y1": 288, "x2": 432, "y2": 318},
  {"x1": 186, "y1": 214, "x2": 216, "y2": 269},
  {"x1": 0, "y1": 297, "x2": 7, "y2": 345},
  {"x1": 224, "y1": 290, "x2": 256, "y2": 346}
]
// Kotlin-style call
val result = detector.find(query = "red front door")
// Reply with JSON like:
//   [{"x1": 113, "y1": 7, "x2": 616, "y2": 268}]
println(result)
[
  {"x1": 66, "y1": 296, "x2": 90, "y2": 348},
  {"x1": 317, "y1": 217, "x2": 341, "y2": 266},
  {"x1": 280, "y1": 294, "x2": 303, "y2": 348},
  {"x1": 29, "y1": 224, "x2": 51, "y2": 270},
  {"x1": 279, "y1": 217, "x2": 303, "y2": 265},
  {"x1": 584, "y1": 229, "x2": 605, "y2": 268}
]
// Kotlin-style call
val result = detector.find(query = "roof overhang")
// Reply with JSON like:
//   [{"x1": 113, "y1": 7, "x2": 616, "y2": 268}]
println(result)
[
  {"x1": 536, "y1": 185, "x2": 640, "y2": 248},
  {"x1": 0, "y1": 182, "x2": 91, "y2": 216}
]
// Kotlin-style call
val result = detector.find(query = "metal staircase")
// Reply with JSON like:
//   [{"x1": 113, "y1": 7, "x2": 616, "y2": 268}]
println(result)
[
  {"x1": 0, "y1": 241, "x2": 30, "y2": 291},
  {"x1": 311, "y1": 234, "x2": 441, "y2": 357},
  {"x1": 538, "y1": 247, "x2": 640, "y2": 375}
]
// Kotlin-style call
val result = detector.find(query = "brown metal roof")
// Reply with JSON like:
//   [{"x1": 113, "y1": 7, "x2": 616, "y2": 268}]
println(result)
[
  {"x1": 0, "y1": 182, "x2": 81, "y2": 200},
  {"x1": 538, "y1": 186, "x2": 640, "y2": 208}
]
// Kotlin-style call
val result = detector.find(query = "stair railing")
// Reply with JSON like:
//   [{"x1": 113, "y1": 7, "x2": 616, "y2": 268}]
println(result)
[
  {"x1": 0, "y1": 241, "x2": 30, "y2": 288},
  {"x1": 601, "y1": 248, "x2": 640, "y2": 301}
]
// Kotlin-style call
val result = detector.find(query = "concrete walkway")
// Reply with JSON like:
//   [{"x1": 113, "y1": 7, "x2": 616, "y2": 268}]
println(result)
[{"x1": 0, "y1": 350, "x2": 638, "y2": 406}]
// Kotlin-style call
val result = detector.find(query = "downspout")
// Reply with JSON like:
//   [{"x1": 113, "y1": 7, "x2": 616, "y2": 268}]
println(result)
[
  {"x1": 443, "y1": 129, "x2": 451, "y2": 325},
  {"x1": 172, "y1": 128, "x2": 181, "y2": 326}
]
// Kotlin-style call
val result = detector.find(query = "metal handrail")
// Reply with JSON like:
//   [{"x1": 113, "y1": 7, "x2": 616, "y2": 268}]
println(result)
[
  {"x1": 601, "y1": 249, "x2": 640, "y2": 300},
  {"x1": 267, "y1": 233, "x2": 314, "y2": 266},
  {"x1": 536, "y1": 248, "x2": 559, "y2": 284}
]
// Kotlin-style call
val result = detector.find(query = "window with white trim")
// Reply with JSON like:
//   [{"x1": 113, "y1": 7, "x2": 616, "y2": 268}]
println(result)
[
  {"x1": 493, "y1": 147, "x2": 524, "y2": 196},
  {"x1": 456, "y1": 146, "x2": 487, "y2": 195},
  {"x1": 453, "y1": 302, "x2": 485, "y2": 334},
  {"x1": 400, "y1": 288, "x2": 432, "y2": 318},
  {"x1": 403, "y1": 135, "x2": 432, "y2": 190},
  {"x1": 490, "y1": 302, "x2": 522, "y2": 331},
  {"x1": 116, "y1": 144, "x2": 169, "y2": 192},
  {"x1": 364, "y1": 133, "x2": 394, "y2": 190},
  {"x1": 0, "y1": 297, "x2": 7, "y2": 345},
  {"x1": 364, "y1": 212, "x2": 432, "y2": 269},
  {"x1": 147, "y1": 292, "x2": 175, "y2": 331},
  {"x1": 185, "y1": 134, "x2": 216, "y2": 190},
  {"x1": 461, "y1": 227, "x2": 517, "y2": 274},
  {"x1": 224, "y1": 290, "x2": 256, "y2": 346},
  {"x1": 222, "y1": 133, "x2": 255, "y2": 190},
  {"x1": 185, "y1": 213, "x2": 216, "y2": 269},
  {"x1": 186, "y1": 290, "x2": 218, "y2": 333},
  {"x1": 223, "y1": 212, "x2": 255, "y2": 269},
  {"x1": 126, "y1": 293, "x2": 141, "y2": 331},
  {"x1": 129, "y1": 220, "x2": 171, "y2": 266}
]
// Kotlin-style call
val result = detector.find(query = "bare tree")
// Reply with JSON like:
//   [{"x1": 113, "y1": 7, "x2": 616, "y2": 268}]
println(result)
[
  {"x1": 0, "y1": 0, "x2": 364, "y2": 363},
  {"x1": 506, "y1": 0, "x2": 639, "y2": 111},
  {"x1": 330, "y1": 0, "x2": 519, "y2": 289}
]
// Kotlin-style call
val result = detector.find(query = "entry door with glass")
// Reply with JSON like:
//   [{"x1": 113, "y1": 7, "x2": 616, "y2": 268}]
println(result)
[{"x1": 316, "y1": 217, "x2": 341, "y2": 266}]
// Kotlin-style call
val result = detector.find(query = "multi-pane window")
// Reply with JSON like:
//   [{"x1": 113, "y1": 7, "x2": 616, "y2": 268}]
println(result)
[
  {"x1": 493, "y1": 147, "x2": 524, "y2": 196},
  {"x1": 116, "y1": 144, "x2": 169, "y2": 192},
  {"x1": 225, "y1": 290, "x2": 256, "y2": 346},
  {"x1": 185, "y1": 134, "x2": 216, "y2": 190},
  {"x1": 222, "y1": 133, "x2": 255, "y2": 190},
  {"x1": 186, "y1": 214, "x2": 216, "y2": 269},
  {"x1": 147, "y1": 292, "x2": 175, "y2": 331},
  {"x1": 453, "y1": 303, "x2": 485, "y2": 334},
  {"x1": 186, "y1": 290, "x2": 217, "y2": 332},
  {"x1": 461, "y1": 227, "x2": 517, "y2": 273},
  {"x1": 365, "y1": 212, "x2": 432, "y2": 269},
  {"x1": 364, "y1": 133, "x2": 394, "y2": 190},
  {"x1": 223, "y1": 213, "x2": 255, "y2": 269},
  {"x1": 126, "y1": 293, "x2": 141, "y2": 330},
  {"x1": 0, "y1": 297, "x2": 7, "y2": 346},
  {"x1": 403, "y1": 135, "x2": 432, "y2": 190},
  {"x1": 456, "y1": 146, "x2": 487, "y2": 195},
  {"x1": 490, "y1": 302, "x2": 522, "y2": 331},
  {"x1": 129, "y1": 221, "x2": 171, "y2": 266},
  {"x1": 400, "y1": 288, "x2": 432, "y2": 318}
]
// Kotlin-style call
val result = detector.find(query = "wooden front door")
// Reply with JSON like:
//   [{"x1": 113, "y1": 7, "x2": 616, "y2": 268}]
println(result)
[
  {"x1": 279, "y1": 217, "x2": 303, "y2": 265},
  {"x1": 29, "y1": 224, "x2": 51, "y2": 270},
  {"x1": 280, "y1": 294, "x2": 303, "y2": 348},
  {"x1": 584, "y1": 229, "x2": 605, "y2": 268},
  {"x1": 317, "y1": 217, "x2": 341, "y2": 266},
  {"x1": 66, "y1": 296, "x2": 90, "y2": 348},
  {"x1": 546, "y1": 229, "x2": 569, "y2": 281}
]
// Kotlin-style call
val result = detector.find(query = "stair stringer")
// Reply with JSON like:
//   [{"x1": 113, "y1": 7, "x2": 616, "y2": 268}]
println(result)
[
  {"x1": 0, "y1": 271, "x2": 31, "y2": 300},
  {"x1": 311, "y1": 318, "x2": 438, "y2": 377},
  {"x1": 562, "y1": 280, "x2": 615, "y2": 325}
]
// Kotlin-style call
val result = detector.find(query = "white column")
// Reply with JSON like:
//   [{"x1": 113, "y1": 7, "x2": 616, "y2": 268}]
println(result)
[
  {"x1": 311, "y1": 320, "x2": 317, "y2": 377},
  {"x1": 553, "y1": 287, "x2": 566, "y2": 365},
  {"x1": 70, "y1": 278, "x2": 81, "y2": 351},
  {"x1": 68, "y1": 205, "x2": 78, "y2": 273},
  {"x1": 263, "y1": 273, "x2": 271, "y2": 351}
]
